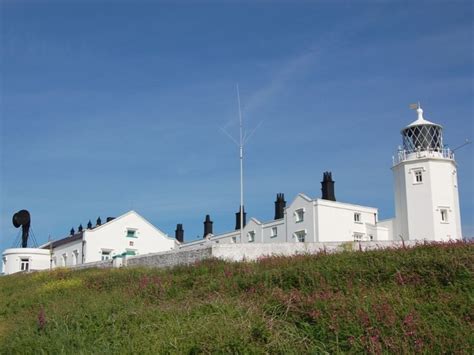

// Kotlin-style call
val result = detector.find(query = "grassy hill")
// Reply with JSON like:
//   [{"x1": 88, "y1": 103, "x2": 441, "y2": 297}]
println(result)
[{"x1": 1, "y1": 241, "x2": 473, "y2": 354}]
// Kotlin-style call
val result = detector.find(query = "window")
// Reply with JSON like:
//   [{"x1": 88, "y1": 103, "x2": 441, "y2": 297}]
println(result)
[
  {"x1": 101, "y1": 251, "x2": 111, "y2": 261},
  {"x1": 354, "y1": 213, "x2": 361, "y2": 223},
  {"x1": 353, "y1": 233, "x2": 364, "y2": 241},
  {"x1": 129, "y1": 241, "x2": 134, "y2": 247},
  {"x1": 271, "y1": 227, "x2": 278, "y2": 238},
  {"x1": 440, "y1": 209, "x2": 448, "y2": 223},
  {"x1": 231, "y1": 236, "x2": 237, "y2": 244},
  {"x1": 20, "y1": 258, "x2": 29, "y2": 271},
  {"x1": 295, "y1": 209, "x2": 304, "y2": 223},
  {"x1": 247, "y1": 231, "x2": 255, "y2": 243},
  {"x1": 414, "y1": 170, "x2": 423, "y2": 183},
  {"x1": 62, "y1": 254, "x2": 67, "y2": 267},
  {"x1": 126, "y1": 229, "x2": 137, "y2": 238},
  {"x1": 294, "y1": 230, "x2": 306, "y2": 242}
]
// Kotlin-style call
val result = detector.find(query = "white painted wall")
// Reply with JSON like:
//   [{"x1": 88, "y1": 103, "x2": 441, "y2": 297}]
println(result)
[
  {"x1": 50, "y1": 240, "x2": 83, "y2": 267},
  {"x1": 2, "y1": 248, "x2": 50, "y2": 275},
  {"x1": 315, "y1": 199, "x2": 379, "y2": 242},
  {"x1": 210, "y1": 241, "x2": 421, "y2": 262},
  {"x1": 262, "y1": 220, "x2": 286, "y2": 243},
  {"x1": 393, "y1": 157, "x2": 462, "y2": 241},
  {"x1": 83, "y1": 211, "x2": 176, "y2": 262},
  {"x1": 285, "y1": 194, "x2": 316, "y2": 243},
  {"x1": 379, "y1": 218, "x2": 395, "y2": 241},
  {"x1": 185, "y1": 195, "x2": 383, "y2": 247}
]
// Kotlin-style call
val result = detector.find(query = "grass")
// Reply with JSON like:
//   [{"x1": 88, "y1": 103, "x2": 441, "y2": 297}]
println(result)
[{"x1": 0, "y1": 241, "x2": 473, "y2": 354}]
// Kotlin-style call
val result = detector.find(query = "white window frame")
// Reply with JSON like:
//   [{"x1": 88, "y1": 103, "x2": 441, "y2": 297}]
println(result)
[
  {"x1": 294, "y1": 230, "x2": 306, "y2": 243},
  {"x1": 353, "y1": 232, "x2": 365, "y2": 242},
  {"x1": 411, "y1": 168, "x2": 424, "y2": 184},
  {"x1": 440, "y1": 209, "x2": 449, "y2": 223},
  {"x1": 101, "y1": 250, "x2": 111, "y2": 261},
  {"x1": 247, "y1": 231, "x2": 255, "y2": 243},
  {"x1": 270, "y1": 227, "x2": 278, "y2": 238},
  {"x1": 126, "y1": 228, "x2": 137, "y2": 238},
  {"x1": 295, "y1": 209, "x2": 304, "y2": 223},
  {"x1": 354, "y1": 213, "x2": 361, "y2": 223},
  {"x1": 20, "y1": 258, "x2": 29, "y2": 271}
]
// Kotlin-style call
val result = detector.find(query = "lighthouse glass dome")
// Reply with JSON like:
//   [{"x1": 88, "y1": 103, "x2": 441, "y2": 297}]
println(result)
[
  {"x1": 402, "y1": 124, "x2": 443, "y2": 152},
  {"x1": 401, "y1": 107, "x2": 443, "y2": 153}
]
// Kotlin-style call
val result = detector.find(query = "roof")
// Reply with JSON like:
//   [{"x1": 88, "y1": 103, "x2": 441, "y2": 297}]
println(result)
[
  {"x1": 42, "y1": 210, "x2": 174, "y2": 250},
  {"x1": 44, "y1": 231, "x2": 84, "y2": 249},
  {"x1": 404, "y1": 107, "x2": 442, "y2": 130}
]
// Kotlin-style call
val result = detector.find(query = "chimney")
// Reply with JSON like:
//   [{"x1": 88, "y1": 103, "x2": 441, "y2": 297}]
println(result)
[
  {"x1": 175, "y1": 224, "x2": 184, "y2": 243},
  {"x1": 70, "y1": 228, "x2": 75, "y2": 236},
  {"x1": 274, "y1": 193, "x2": 286, "y2": 220},
  {"x1": 106, "y1": 217, "x2": 115, "y2": 223},
  {"x1": 235, "y1": 206, "x2": 247, "y2": 230},
  {"x1": 96, "y1": 217, "x2": 102, "y2": 226},
  {"x1": 321, "y1": 171, "x2": 336, "y2": 201},
  {"x1": 87, "y1": 220, "x2": 92, "y2": 229},
  {"x1": 78, "y1": 224, "x2": 83, "y2": 232},
  {"x1": 203, "y1": 215, "x2": 213, "y2": 238}
]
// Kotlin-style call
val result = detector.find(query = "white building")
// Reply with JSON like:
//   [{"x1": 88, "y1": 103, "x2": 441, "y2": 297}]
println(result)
[
  {"x1": 380, "y1": 105, "x2": 463, "y2": 241},
  {"x1": 1, "y1": 105, "x2": 464, "y2": 275},
  {"x1": 182, "y1": 105, "x2": 462, "y2": 248},
  {"x1": 2, "y1": 210, "x2": 176, "y2": 274},
  {"x1": 1, "y1": 248, "x2": 50, "y2": 275}
]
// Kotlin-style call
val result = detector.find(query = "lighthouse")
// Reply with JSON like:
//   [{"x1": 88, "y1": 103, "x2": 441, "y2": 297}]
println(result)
[{"x1": 392, "y1": 105, "x2": 462, "y2": 241}]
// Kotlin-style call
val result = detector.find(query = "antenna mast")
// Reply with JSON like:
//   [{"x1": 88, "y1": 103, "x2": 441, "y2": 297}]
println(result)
[
  {"x1": 237, "y1": 84, "x2": 244, "y2": 243},
  {"x1": 220, "y1": 84, "x2": 263, "y2": 243}
]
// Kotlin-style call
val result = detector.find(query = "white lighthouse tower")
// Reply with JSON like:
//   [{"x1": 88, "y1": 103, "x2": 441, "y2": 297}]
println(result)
[{"x1": 392, "y1": 105, "x2": 462, "y2": 241}]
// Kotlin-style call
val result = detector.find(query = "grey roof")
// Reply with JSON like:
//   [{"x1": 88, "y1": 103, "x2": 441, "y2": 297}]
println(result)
[{"x1": 43, "y1": 232, "x2": 84, "y2": 249}]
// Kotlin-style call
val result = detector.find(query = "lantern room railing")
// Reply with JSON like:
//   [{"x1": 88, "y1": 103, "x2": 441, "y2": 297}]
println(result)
[{"x1": 392, "y1": 147, "x2": 454, "y2": 166}]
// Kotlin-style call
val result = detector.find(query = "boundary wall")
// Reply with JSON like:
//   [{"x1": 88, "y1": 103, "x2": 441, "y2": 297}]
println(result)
[{"x1": 42, "y1": 240, "x2": 422, "y2": 272}]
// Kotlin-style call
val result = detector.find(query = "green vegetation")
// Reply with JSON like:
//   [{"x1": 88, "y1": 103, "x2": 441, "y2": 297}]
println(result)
[{"x1": 1, "y1": 242, "x2": 473, "y2": 354}]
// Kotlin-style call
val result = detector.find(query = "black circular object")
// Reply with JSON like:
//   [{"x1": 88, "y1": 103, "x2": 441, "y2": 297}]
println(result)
[{"x1": 12, "y1": 210, "x2": 31, "y2": 228}]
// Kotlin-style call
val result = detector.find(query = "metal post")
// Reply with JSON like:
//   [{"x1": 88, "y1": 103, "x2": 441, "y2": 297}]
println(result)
[{"x1": 237, "y1": 84, "x2": 244, "y2": 243}]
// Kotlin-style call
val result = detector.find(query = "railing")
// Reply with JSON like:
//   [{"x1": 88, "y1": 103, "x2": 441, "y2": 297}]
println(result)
[{"x1": 392, "y1": 148, "x2": 454, "y2": 165}]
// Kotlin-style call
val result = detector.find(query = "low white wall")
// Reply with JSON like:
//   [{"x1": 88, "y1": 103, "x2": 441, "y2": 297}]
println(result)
[{"x1": 210, "y1": 240, "x2": 420, "y2": 261}]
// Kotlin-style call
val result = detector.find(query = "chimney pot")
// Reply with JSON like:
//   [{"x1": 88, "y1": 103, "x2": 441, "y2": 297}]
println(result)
[
  {"x1": 274, "y1": 193, "x2": 286, "y2": 219},
  {"x1": 235, "y1": 206, "x2": 247, "y2": 230},
  {"x1": 175, "y1": 224, "x2": 184, "y2": 243},
  {"x1": 203, "y1": 215, "x2": 213, "y2": 238},
  {"x1": 321, "y1": 171, "x2": 336, "y2": 201}
]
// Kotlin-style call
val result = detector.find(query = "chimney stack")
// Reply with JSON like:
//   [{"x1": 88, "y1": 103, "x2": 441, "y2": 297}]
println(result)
[
  {"x1": 78, "y1": 224, "x2": 83, "y2": 232},
  {"x1": 203, "y1": 215, "x2": 213, "y2": 238},
  {"x1": 274, "y1": 193, "x2": 286, "y2": 220},
  {"x1": 235, "y1": 206, "x2": 247, "y2": 230},
  {"x1": 175, "y1": 224, "x2": 184, "y2": 243},
  {"x1": 87, "y1": 220, "x2": 92, "y2": 229},
  {"x1": 106, "y1": 217, "x2": 115, "y2": 223},
  {"x1": 96, "y1": 217, "x2": 102, "y2": 226},
  {"x1": 321, "y1": 171, "x2": 336, "y2": 201}
]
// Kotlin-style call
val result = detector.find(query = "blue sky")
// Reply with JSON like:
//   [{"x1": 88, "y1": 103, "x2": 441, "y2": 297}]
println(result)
[{"x1": 1, "y1": 0, "x2": 473, "y2": 249}]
